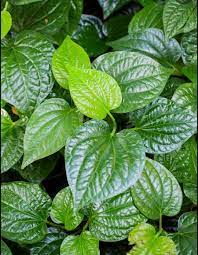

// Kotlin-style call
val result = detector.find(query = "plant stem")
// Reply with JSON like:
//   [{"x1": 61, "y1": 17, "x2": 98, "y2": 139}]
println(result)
[
  {"x1": 108, "y1": 112, "x2": 117, "y2": 136},
  {"x1": 46, "y1": 220, "x2": 66, "y2": 230},
  {"x1": 159, "y1": 214, "x2": 163, "y2": 231},
  {"x1": 83, "y1": 221, "x2": 89, "y2": 231}
]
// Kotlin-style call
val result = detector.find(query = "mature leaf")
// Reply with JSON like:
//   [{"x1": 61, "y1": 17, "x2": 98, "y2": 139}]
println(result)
[
  {"x1": 30, "y1": 228, "x2": 65, "y2": 255},
  {"x1": 97, "y1": 0, "x2": 131, "y2": 19},
  {"x1": 161, "y1": 77, "x2": 185, "y2": 99},
  {"x1": 108, "y1": 28, "x2": 182, "y2": 65},
  {"x1": 93, "y1": 51, "x2": 172, "y2": 113},
  {"x1": 181, "y1": 30, "x2": 197, "y2": 65},
  {"x1": 22, "y1": 98, "x2": 82, "y2": 168},
  {"x1": 1, "y1": 240, "x2": 12, "y2": 255},
  {"x1": 52, "y1": 36, "x2": 91, "y2": 89},
  {"x1": 1, "y1": 182, "x2": 51, "y2": 243},
  {"x1": 68, "y1": 67, "x2": 122, "y2": 119},
  {"x1": 127, "y1": 223, "x2": 176, "y2": 255},
  {"x1": 131, "y1": 97, "x2": 197, "y2": 153},
  {"x1": 65, "y1": 120, "x2": 145, "y2": 209},
  {"x1": 10, "y1": 0, "x2": 42, "y2": 4},
  {"x1": 128, "y1": 3, "x2": 164, "y2": 33},
  {"x1": 163, "y1": 0, "x2": 197, "y2": 38},
  {"x1": 88, "y1": 190, "x2": 146, "y2": 241},
  {"x1": 72, "y1": 15, "x2": 108, "y2": 57},
  {"x1": 171, "y1": 212, "x2": 197, "y2": 255},
  {"x1": 1, "y1": 110, "x2": 24, "y2": 173},
  {"x1": 1, "y1": 4, "x2": 12, "y2": 39},
  {"x1": 1, "y1": 31, "x2": 54, "y2": 114},
  {"x1": 50, "y1": 187, "x2": 84, "y2": 230},
  {"x1": 131, "y1": 158, "x2": 183, "y2": 219},
  {"x1": 182, "y1": 64, "x2": 197, "y2": 83}
]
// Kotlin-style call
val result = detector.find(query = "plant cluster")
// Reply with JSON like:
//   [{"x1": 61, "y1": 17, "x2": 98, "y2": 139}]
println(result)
[{"x1": 1, "y1": 0, "x2": 197, "y2": 254}]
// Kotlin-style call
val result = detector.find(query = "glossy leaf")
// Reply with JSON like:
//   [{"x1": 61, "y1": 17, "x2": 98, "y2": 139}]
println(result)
[
  {"x1": 182, "y1": 64, "x2": 197, "y2": 83},
  {"x1": 88, "y1": 190, "x2": 146, "y2": 241},
  {"x1": 1, "y1": 182, "x2": 51, "y2": 243},
  {"x1": 127, "y1": 223, "x2": 177, "y2": 255},
  {"x1": 1, "y1": 240, "x2": 12, "y2": 255},
  {"x1": 131, "y1": 97, "x2": 197, "y2": 153},
  {"x1": 22, "y1": 98, "x2": 82, "y2": 168},
  {"x1": 171, "y1": 212, "x2": 197, "y2": 255},
  {"x1": 68, "y1": 67, "x2": 122, "y2": 119},
  {"x1": 1, "y1": 110, "x2": 24, "y2": 173},
  {"x1": 161, "y1": 77, "x2": 185, "y2": 99},
  {"x1": 65, "y1": 120, "x2": 145, "y2": 209},
  {"x1": 50, "y1": 187, "x2": 84, "y2": 231},
  {"x1": 1, "y1": 31, "x2": 54, "y2": 114},
  {"x1": 128, "y1": 2, "x2": 164, "y2": 33},
  {"x1": 30, "y1": 227, "x2": 65, "y2": 255},
  {"x1": 131, "y1": 158, "x2": 183, "y2": 219},
  {"x1": 93, "y1": 51, "x2": 172, "y2": 113},
  {"x1": 181, "y1": 30, "x2": 197, "y2": 65},
  {"x1": 52, "y1": 36, "x2": 91, "y2": 89},
  {"x1": 1, "y1": 4, "x2": 12, "y2": 39},
  {"x1": 163, "y1": 0, "x2": 197, "y2": 38}
]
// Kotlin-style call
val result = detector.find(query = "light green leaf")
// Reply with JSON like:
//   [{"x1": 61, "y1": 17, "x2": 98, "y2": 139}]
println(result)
[
  {"x1": 131, "y1": 97, "x2": 197, "y2": 153},
  {"x1": 1, "y1": 31, "x2": 54, "y2": 115},
  {"x1": 161, "y1": 77, "x2": 185, "y2": 99},
  {"x1": 93, "y1": 51, "x2": 172, "y2": 113},
  {"x1": 30, "y1": 227, "x2": 65, "y2": 255},
  {"x1": 88, "y1": 190, "x2": 146, "y2": 241},
  {"x1": 171, "y1": 212, "x2": 197, "y2": 255},
  {"x1": 128, "y1": 2, "x2": 164, "y2": 33},
  {"x1": 163, "y1": 0, "x2": 197, "y2": 38},
  {"x1": 181, "y1": 30, "x2": 197, "y2": 65},
  {"x1": 50, "y1": 187, "x2": 84, "y2": 231},
  {"x1": 1, "y1": 3, "x2": 12, "y2": 39},
  {"x1": 68, "y1": 67, "x2": 122, "y2": 119},
  {"x1": 127, "y1": 223, "x2": 176, "y2": 255},
  {"x1": 65, "y1": 120, "x2": 145, "y2": 209},
  {"x1": 131, "y1": 158, "x2": 183, "y2": 219},
  {"x1": 1, "y1": 240, "x2": 12, "y2": 255},
  {"x1": 60, "y1": 231, "x2": 99, "y2": 255},
  {"x1": 182, "y1": 64, "x2": 197, "y2": 83},
  {"x1": 1, "y1": 182, "x2": 51, "y2": 243},
  {"x1": 1, "y1": 110, "x2": 24, "y2": 173},
  {"x1": 22, "y1": 98, "x2": 82, "y2": 168},
  {"x1": 52, "y1": 36, "x2": 91, "y2": 89}
]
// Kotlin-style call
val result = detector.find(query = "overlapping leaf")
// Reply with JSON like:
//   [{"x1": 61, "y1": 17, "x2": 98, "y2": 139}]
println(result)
[
  {"x1": 181, "y1": 30, "x2": 197, "y2": 65},
  {"x1": 1, "y1": 240, "x2": 12, "y2": 255},
  {"x1": 161, "y1": 77, "x2": 185, "y2": 99},
  {"x1": 1, "y1": 3, "x2": 12, "y2": 39}
]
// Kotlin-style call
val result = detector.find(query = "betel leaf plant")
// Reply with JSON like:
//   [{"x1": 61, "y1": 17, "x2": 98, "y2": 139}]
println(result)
[{"x1": 1, "y1": 0, "x2": 197, "y2": 254}]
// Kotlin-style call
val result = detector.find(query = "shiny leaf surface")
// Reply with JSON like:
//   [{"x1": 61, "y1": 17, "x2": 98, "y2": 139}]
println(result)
[
  {"x1": 1, "y1": 5, "x2": 12, "y2": 39},
  {"x1": 181, "y1": 30, "x2": 197, "y2": 65}
]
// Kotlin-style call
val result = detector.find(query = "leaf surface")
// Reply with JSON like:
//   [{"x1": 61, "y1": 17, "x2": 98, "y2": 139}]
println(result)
[
  {"x1": 1, "y1": 240, "x2": 12, "y2": 255},
  {"x1": 1, "y1": 5, "x2": 12, "y2": 39},
  {"x1": 181, "y1": 30, "x2": 197, "y2": 65}
]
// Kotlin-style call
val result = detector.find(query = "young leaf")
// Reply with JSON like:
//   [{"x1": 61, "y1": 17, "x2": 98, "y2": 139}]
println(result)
[
  {"x1": 131, "y1": 158, "x2": 183, "y2": 219},
  {"x1": 52, "y1": 36, "x2": 91, "y2": 89},
  {"x1": 181, "y1": 30, "x2": 197, "y2": 65},
  {"x1": 88, "y1": 190, "x2": 146, "y2": 241},
  {"x1": 171, "y1": 212, "x2": 197, "y2": 255},
  {"x1": 22, "y1": 98, "x2": 82, "y2": 168},
  {"x1": 127, "y1": 223, "x2": 177, "y2": 255},
  {"x1": 65, "y1": 120, "x2": 145, "y2": 209},
  {"x1": 1, "y1": 31, "x2": 54, "y2": 115},
  {"x1": 1, "y1": 110, "x2": 24, "y2": 173},
  {"x1": 68, "y1": 67, "x2": 122, "y2": 119},
  {"x1": 1, "y1": 182, "x2": 51, "y2": 244},
  {"x1": 1, "y1": 240, "x2": 12, "y2": 255},
  {"x1": 60, "y1": 231, "x2": 99, "y2": 255},
  {"x1": 50, "y1": 187, "x2": 84, "y2": 231},
  {"x1": 93, "y1": 51, "x2": 172, "y2": 113},
  {"x1": 1, "y1": 3, "x2": 12, "y2": 39},
  {"x1": 131, "y1": 97, "x2": 197, "y2": 153}
]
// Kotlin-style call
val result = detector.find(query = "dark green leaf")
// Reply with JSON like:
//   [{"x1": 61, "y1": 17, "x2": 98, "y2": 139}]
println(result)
[
  {"x1": 182, "y1": 64, "x2": 197, "y2": 83},
  {"x1": 160, "y1": 77, "x2": 185, "y2": 99},
  {"x1": 1, "y1": 240, "x2": 12, "y2": 255},
  {"x1": 10, "y1": 0, "x2": 42, "y2": 4},
  {"x1": 181, "y1": 30, "x2": 197, "y2": 65}
]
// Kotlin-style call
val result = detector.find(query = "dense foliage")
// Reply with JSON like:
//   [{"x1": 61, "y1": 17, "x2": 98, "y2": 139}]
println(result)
[{"x1": 1, "y1": 0, "x2": 197, "y2": 254}]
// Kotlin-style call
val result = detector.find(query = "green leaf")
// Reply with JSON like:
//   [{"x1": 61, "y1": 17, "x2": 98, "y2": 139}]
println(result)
[
  {"x1": 93, "y1": 51, "x2": 172, "y2": 113},
  {"x1": 1, "y1": 4, "x2": 12, "y2": 39},
  {"x1": 128, "y1": 3, "x2": 164, "y2": 33},
  {"x1": 181, "y1": 30, "x2": 197, "y2": 65},
  {"x1": 182, "y1": 64, "x2": 197, "y2": 83},
  {"x1": 72, "y1": 15, "x2": 108, "y2": 58},
  {"x1": 1, "y1": 31, "x2": 54, "y2": 115},
  {"x1": 160, "y1": 77, "x2": 185, "y2": 99},
  {"x1": 1, "y1": 181, "x2": 51, "y2": 244},
  {"x1": 131, "y1": 158, "x2": 183, "y2": 219},
  {"x1": 97, "y1": 0, "x2": 131, "y2": 19},
  {"x1": 30, "y1": 227, "x2": 65, "y2": 255},
  {"x1": 60, "y1": 231, "x2": 99, "y2": 255},
  {"x1": 108, "y1": 28, "x2": 182, "y2": 65},
  {"x1": 1, "y1": 240, "x2": 12, "y2": 255},
  {"x1": 172, "y1": 83, "x2": 197, "y2": 113},
  {"x1": 22, "y1": 98, "x2": 82, "y2": 168},
  {"x1": 10, "y1": 0, "x2": 42, "y2": 4},
  {"x1": 52, "y1": 36, "x2": 91, "y2": 89},
  {"x1": 1, "y1": 110, "x2": 24, "y2": 173},
  {"x1": 50, "y1": 187, "x2": 84, "y2": 231},
  {"x1": 68, "y1": 67, "x2": 122, "y2": 119},
  {"x1": 127, "y1": 223, "x2": 177, "y2": 255},
  {"x1": 131, "y1": 97, "x2": 197, "y2": 153},
  {"x1": 163, "y1": 0, "x2": 197, "y2": 38},
  {"x1": 88, "y1": 190, "x2": 146, "y2": 241},
  {"x1": 65, "y1": 120, "x2": 145, "y2": 209},
  {"x1": 171, "y1": 212, "x2": 197, "y2": 255}
]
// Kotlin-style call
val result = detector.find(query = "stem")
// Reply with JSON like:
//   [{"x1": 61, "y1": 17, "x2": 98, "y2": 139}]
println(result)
[
  {"x1": 108, "y1": 112, "x2": 117, "y2": 136},
  {"x1": 83, "y1": 221, "x2": 89, "y2": 231},
  {"x1": 4, "y1": 2, "x2": 8, "y2": 11},
  {"x1": 46, "y1": 220, "x2": 65, "y2": 230},
  {"x1": 159, "y1": 214, "x2": 163, "y2": 231}
]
